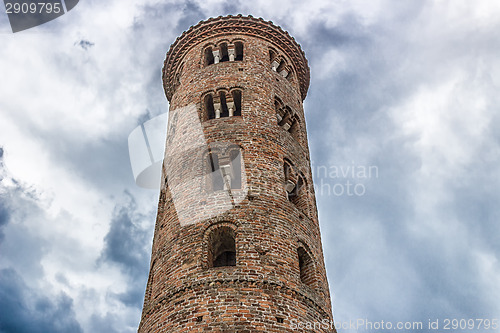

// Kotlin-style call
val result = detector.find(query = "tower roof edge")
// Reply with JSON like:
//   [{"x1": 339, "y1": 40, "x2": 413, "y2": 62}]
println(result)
[{"x1": 162, "y1": 15, "x2": 310, "y2": 101}]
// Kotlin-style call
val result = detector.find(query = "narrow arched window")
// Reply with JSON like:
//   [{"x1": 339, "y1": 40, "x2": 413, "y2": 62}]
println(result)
[
  {"x1": 234, "y1": 42, "x2": 244, "y2": 61},
  {"x1": 290, "y1": 174, "x2": 304, "y2": 204},
  {"x1": 219, "y1": 91, "x2": 229, "y2": 118},
  {"x1": 289, "y1": 116, "x2": 301, "y2": 142},
  {"x1": 229, "y1": 149, "x2": 242, "y2": 189},
  {"x1": 298, "y1": 247, "x2": 315, "y2": 287},
  {"x1": 204, "y1": 94, "x2": 215, "y2": 120},
  {"x1": 231, "y1": 90, "x2": 242, "y2": 116},
  {"x1": 277, "y1": 106, "x2": 294, "y2": 132},
  {"x1": 204, "y1": 47, "x2": 214, "y2": 66},
  {"x1": 272, "y1": 58, "x2": 281, "y2": 72},
  {"x1": 283, "y1": 160, "x2": 309, "y2": 214},
  {"x1": 284, "y1": 159, "x2": 292, "y2": 181},
  {"x1": 208, "y1": 227, "x2": 236, "y2": 267},
  {"x1": 284, "y1": 107, "x2": 293, "y2": 130},
  {"x1": 174, "y1": 63, "x2": 184, "y2": 88},
  {"x1": 207, "y1": 151, "x2": 223, "y2": 191},
  {"x1": 275, "y1": 97, "x2": 284, "y2": 123},
  {"x1": 220, "y1": 43, "x2": 229, "y2": 62},
  {"x1": 174, "y1": 73, "x2": 181, "y2": 88},
  {"x1": 275, "y1": 99, "x2": 300, "y2": 142},
  {"x1": 283, "y1": 159, "x2": 295, "y2": 196},
  {"x1": 269, "y1": 49, "x2": 277, "y2": 63}
]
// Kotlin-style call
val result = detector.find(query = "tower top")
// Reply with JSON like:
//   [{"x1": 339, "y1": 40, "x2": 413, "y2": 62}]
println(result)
[{"x1": 162, "y1": 14, "x2": 310, "y2": 101}]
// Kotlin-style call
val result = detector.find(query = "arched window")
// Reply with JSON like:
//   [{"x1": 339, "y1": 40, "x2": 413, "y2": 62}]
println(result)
[
  {"x1": 277, "y1": 106, "x2": 294, "y2": 131},
  {"x1": 208, "y1": 226, "x2": 236, "y2": 267},
  {"x1": 270, "y1": 51, "x2": 293, "y2": 81},
  {"x1": 174, "y1": 63, "x2": 184, "y2": 89},
  {"x1": 283, "y1": 159, "x2": 309, "y2": 214},
  {"x1": 234, "y1": 42, "x2": 244, "y2": 61},
  {"x1": 231, "y1": 90, "x2": 242, "y2": 116},
  {"x1": 276, "y1": 59, "x2": 286, "y2": 75},
  {"x1": 207, "y1": 151, "x2": 223, "y2": 191},
  {"x1": 269, "y1": 48, "x2": 277, "y2": 63},
  {"x1": 204, "y1": 47, "x2": 214, "y2": 66},
  {"x1": 204, "y1": 89, "x2": 242, "y2": 121},
  {"x1": 220, "y1": 43, "x2": 229, "y2": 62},
  {"x1": 283, "y1": 158, "x2": 295, "y2": 195},
  {"x1": 219, "y1": 91, "x2": 229, "y2": 118},
  {"x1": 204, "y1": 93, "x2": 215, "y2": 120},
  {"x1": 289, "y1": 116, "x2": 301, "y2": 143},
  {"x1": 281, "y1": 106, "x2": 293, "y2": 130},
  {"x1": 275, "y1": 96, "x2": 284, "y2": 123},
  {"x1": 205, "y1": 146, "x2": 243, "y2": 192},
  {"x1": 275, "y1": 96, "x2": 283, "y2": 109},
  {"x1": 275, "y1": 96, "x2": 300, "y2": 142},
  {"x1": 289, "y1": 173, "x2": 305, "y2": 204},
  {"x1": 297, "y1": 246, "x2": 316, "y2": 287},
  {"x1": 229, "y1": 148, "x2": 242, "y2": 189}
]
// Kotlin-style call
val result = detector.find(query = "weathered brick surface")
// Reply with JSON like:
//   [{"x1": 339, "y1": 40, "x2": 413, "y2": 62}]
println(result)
[{"x1": 138, "y1": 15, "x2": 335, "y2": 332}]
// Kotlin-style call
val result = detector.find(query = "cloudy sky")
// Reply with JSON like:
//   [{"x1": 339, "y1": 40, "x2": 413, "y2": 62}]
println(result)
[{"x1": 1, "y1": 0, "x2": 500, "y2": 332}]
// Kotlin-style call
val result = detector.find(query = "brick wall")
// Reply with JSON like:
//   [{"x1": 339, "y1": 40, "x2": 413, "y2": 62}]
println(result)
[{"x1": 138, "y1": 15, "x2": 335, "y2": 333}]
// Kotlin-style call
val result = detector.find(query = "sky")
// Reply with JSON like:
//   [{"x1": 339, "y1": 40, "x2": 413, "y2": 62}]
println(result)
[{"x1": 1, "y1": 0, "x2": 500, "y2": 332}]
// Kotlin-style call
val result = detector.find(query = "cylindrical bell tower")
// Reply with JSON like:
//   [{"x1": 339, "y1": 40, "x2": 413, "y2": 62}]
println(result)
[{"x1": 138, "y1": 15, "x2": 335, "y2": 332}]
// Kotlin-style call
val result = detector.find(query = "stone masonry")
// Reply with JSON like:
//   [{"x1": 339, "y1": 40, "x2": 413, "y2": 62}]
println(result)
[{"x1": 138, "y1": 15, "x2": 336, "y2": 332}]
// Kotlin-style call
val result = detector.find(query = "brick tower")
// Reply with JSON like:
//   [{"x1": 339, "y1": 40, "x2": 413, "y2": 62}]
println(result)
[{"x1": 138, "y1": 15, "x2": 335, "y2": 332}]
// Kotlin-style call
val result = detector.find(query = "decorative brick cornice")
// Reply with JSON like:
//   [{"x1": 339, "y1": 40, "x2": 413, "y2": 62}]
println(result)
[{"x1": 163, "y1": 14, "x2": 310, "y2": 101}]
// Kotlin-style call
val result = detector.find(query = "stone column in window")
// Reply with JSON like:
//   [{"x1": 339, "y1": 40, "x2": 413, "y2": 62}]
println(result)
[
  {"x1": 212, "y1": 49, "x2": 220, "y2": 64},
  {"x1": 220, "y1": 164, "x2": 232, "y2": 191},
  {"x1": 228, "y1": 47, "x2": 235, "y2": 61},
  {"x1": 284, "y1": 117, "x2": 295, "y2": 131},
  {"x1": 227, "y1": 102, "x2": 234, "y2": 117},
  {"x1": 213, "y1": 95, "x2": 221, "y2": 118},
  {"x1": 271, "y1": 60, "x2": 280, "y2": 71},
  {"x1": 226, "y1": 93, "x2": 234, "y2": 117},
  {"x1": 285, "y1": 179, "x2": 296, "y2": 194},
  {"x1": 276, "y1": 112, "x2": 283, "y2": 123}
]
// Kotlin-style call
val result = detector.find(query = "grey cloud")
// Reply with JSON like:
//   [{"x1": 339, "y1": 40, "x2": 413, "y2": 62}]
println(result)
[
  {"x1": 88, "y1": 313, "x2": 120, "y2": 333},
  {"x1": 99, "y1": 192, "x2": 153, "y2": 310},
  {"x1": 0, "y1": 198, "x2": 9, "y2": 242},
  {"x1": 0, "y1": 170, "x2": 51, "y2": 279},
  {"x1": 303, "y1": 1, "x2": 500, "y2": 327},
  {"x1": 0, "y1": 268, "x2": 83, "y2": 333},
  {"x1": 0, "y1": 148, "x2": 9, "y2": 241},
  {"x1": 0, "y1": 151, "x2": 84, "y2": 331},
  {"x1": 114, "y1": 286, "x2": 148, "y2": 308},
  {"x1": 0, "y1": 197, "x2": 8, "y2": 227},
  {"x1": 100, "y1": 193, "x2": 150, "y2": 274},
  {"x1": 75, "y1": 40, "x2": 95, "y2": 50},
  {"x1": 174, "y1": 1, "x2": 208, "y2": 31}
]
